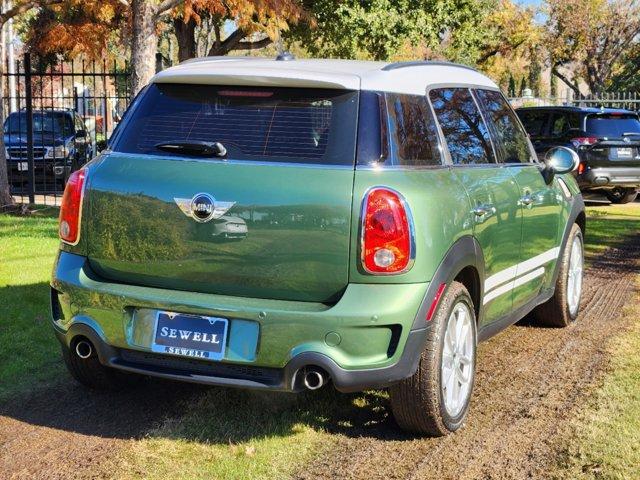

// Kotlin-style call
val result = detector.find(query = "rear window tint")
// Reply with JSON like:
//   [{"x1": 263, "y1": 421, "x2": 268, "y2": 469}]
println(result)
[
  {"x1": 517, "y1": 110, "x2": 548, "y2": 137},
  {"x1": 475, "y1": 89, "x2": 531, "y2": 163},
  {"x1": 386, "y1": 93, "x2": 442, "y2": 166},
  {"x1": 586, "y1": 114, "x2": 640, "y2": 138},
  {"x1": 112, "y1": 84, "x2": 359, "y2": 165},
  {"x1": 550, "y1": 112, "x2": 581, "y2": 137},
  {"x1": 429, "y1": 88, "x2": 496, "y2": 165}
]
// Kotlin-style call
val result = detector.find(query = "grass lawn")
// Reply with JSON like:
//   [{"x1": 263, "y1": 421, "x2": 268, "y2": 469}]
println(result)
[
  {"x1": 583, "y1": 202, "x2": 640, "y2": 259},
  {"x1": 552, "y1": 201, "x2": 640, "y2": 479},
  {"x1": 0, "y1": 201, "x2": 638, "y2": 479},
  {"x1": 553, "y1": 280, "x2": 640, "y2": 480},
  {"x1": 0, "y1": 207, "x2": 65, "y2": 401}
]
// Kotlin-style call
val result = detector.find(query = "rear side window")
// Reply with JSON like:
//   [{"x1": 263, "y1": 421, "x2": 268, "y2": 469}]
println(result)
[
  {"x1": 586, "y1": 113, "x2": 640, "y2": 138},
  {"x1": 550, "y1": 113, "x2": 580, "y2": 137},
  {"x1": 429, "y1": 88, "x2": 496, "y2": 165},
  {"x1": 112, "y1": 84, "x2": 359, "y2": 165},
  {"x1": 517, "y1": 110, "x2": 548, "y2": 137},
  {"x1": 386, "y1": 93, "x2": 442, "y2": 166},
  {"x1": 475, "y1": 89, "x2": 531, "y2": 163}
]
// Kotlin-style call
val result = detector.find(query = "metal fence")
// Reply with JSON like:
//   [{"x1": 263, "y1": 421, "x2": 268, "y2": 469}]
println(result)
[
  {"x1": 509, "y1": 92, "x2": 640, "y2": 111},
  {"x1": 2, "y1": 53, "x2": 130, "y2": 205}
]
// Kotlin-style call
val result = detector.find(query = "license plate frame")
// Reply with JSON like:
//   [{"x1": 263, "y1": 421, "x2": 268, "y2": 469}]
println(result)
[
  {"x1": 151, "y1": 311, "x2": 229, "y2": 362},
  {"x1": 614, "y1": 147, "x2": 633, "y2": 159}
]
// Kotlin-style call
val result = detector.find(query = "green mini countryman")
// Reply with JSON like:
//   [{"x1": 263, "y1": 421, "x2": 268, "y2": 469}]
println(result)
[{"x1": 51, "y1": 57, "x2": 586, "y2": 436}]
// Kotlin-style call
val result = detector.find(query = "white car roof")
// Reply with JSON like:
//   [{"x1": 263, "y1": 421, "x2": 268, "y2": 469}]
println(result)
[{"x1": 152, "y1": 57, "x2": 498, "y2": 95}]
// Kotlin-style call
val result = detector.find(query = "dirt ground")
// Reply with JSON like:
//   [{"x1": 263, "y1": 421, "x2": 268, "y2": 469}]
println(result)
[
  {"x1": 295, "y1": 237, "x2": 640, "y2": 480},
  {"x1": 0, "y1": 235, "x2": 638, "y2": 480}
]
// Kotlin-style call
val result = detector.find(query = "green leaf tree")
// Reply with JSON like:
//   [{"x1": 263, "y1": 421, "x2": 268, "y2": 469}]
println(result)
[{"x1": 546, "y1": 0, "x2": 640, "y2": 95}]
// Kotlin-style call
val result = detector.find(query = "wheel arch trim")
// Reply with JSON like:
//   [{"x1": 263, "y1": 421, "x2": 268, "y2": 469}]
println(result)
[{"x1": 410, "y1": 235, "x2": 486, "y2": 331}]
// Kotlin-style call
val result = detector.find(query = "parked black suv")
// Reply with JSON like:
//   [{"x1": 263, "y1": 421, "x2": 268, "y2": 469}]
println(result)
[
  {"x1": 4, "y1": 109, "x2": 93, "y2": 191},
  {"x1": 517, "y1": 106, "x2": 640, "y2": 203}
]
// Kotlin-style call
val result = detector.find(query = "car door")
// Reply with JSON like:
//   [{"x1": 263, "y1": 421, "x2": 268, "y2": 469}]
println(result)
[
  {"x1": 476, "y1": 90, "x2": 563, "y2": 312},
  {"x1": 429, "y1": 87, "x2": 522, "y2": 326}
]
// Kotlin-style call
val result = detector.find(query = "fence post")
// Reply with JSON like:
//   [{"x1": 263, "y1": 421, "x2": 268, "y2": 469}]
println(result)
[{"x1": 24, "y1": 52, "x2": 34, "y2": 204}]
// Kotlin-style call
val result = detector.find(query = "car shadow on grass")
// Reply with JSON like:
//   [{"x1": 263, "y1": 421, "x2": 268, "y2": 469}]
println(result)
[{"x1": 0, "y1": 371, "x2": 414, "y2": 443}]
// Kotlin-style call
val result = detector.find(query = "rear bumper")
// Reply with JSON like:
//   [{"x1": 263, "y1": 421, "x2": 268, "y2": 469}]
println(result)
[
  {"x1": 578, "y1": 166, "x2": 640, "y2": 190},
  {"x1": 51, "y1": 251, "x2": 430, "y2": 392},
  {"x1": 8, "y1": 160, "x2": 73, "y2": 186}
]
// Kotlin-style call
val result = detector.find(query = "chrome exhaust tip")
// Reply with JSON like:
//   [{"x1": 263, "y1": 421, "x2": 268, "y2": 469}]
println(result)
[
  {"x1": 302, "y1": 368, "x2": 325, "y2": 391},
  {"x1": 75, "y1": 339, "x2": 93, "y2": 359}
]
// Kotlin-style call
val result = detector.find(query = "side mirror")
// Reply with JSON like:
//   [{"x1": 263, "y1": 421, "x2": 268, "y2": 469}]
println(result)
[{"x1": 542, "y1": 146, "x2": 580, "y2": 184}]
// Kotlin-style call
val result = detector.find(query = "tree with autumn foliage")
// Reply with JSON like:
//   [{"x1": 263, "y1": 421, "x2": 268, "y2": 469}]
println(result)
[
  {"x1": 545, "y1": 0, "x2": 640, "y2": 95},
  {"x1": 24, "y1": 1, "x2": 127, "y2": 62},
  {"x1": 0, "y1": 0, "x2": 77, "y2": 208},
  {"x1": 24, "y1": 0, "x2": 308, "y2": 93},
  {"x1": 172, "y1": 0, "x2": 307, "y2": 63}
]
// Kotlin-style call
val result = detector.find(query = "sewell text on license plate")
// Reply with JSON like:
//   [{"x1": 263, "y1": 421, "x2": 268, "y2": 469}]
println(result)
[{"x1": 152, "y1": 311, "x2": 228, "y2": 361}]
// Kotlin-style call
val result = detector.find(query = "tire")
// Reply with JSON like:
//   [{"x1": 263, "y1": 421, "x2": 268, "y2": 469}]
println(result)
[
  {"x1": 605, "y1": 188, "x2": 638, "y2": 204},
  {"x1": 532, "y1": 223, "x2": 584, "y2": 327},
  {"x1": 389, "y1": 281, "x2": 477, "y2": 436},
  {"x1": 62, "y1": 339, "x2": 142, "y2": 390}
]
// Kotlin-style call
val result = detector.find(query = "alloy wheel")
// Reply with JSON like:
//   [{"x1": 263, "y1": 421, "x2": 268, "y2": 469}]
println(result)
[
  {"x1": 567, "y1": 235, "x2": 584, "y2": 316},
  {"x1": 441, "y1": 301, "x2": 474, "y2": 417}
]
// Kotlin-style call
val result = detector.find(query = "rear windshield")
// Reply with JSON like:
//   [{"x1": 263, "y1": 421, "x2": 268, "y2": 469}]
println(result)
[
  {"x1": 111, "y1": 84, "x2": 359, "y2": 165},
  {"x1": 585, "y1": 113, "x2": 640, "y2": 138},
  {"x1": 4, "y1": 111, "x2": 73, "y2": 136}
]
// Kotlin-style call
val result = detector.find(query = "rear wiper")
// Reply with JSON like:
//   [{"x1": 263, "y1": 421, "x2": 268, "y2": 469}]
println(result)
[{"x1": 155, "y1": 140, "x2": 227, "y2": 157}]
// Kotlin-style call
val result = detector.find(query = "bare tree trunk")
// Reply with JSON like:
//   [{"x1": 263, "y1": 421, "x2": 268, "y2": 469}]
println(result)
[
  {"x1": 131, "y1": 0, "x2": 158, "y2": 96},
  {"x1": 173, "y1": 16, "x2": 197, "y2": 62},
  {"x1": 0, "y1": 19, "x2": 12, "y2": 208},
  {"x1": 207, "y1": 28, "x2": 272, "y2": 56},
  {"x1": 551, "y1": 65, "x2": 582, "y2": 98},
  {"x1": 0, "y1": 98, "x2": 12, "y2": 208}
]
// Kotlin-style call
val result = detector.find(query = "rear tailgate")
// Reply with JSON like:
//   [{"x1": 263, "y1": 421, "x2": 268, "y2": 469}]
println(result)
[
  {"x1": 85, "y1": 84, "x2": 359, "y2": 303},
  {"x1": 584, "y1": 113, "x2": 640, "y2": 167}
]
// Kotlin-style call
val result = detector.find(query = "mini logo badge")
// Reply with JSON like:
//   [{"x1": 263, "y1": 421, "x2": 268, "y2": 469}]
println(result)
[
  {"x1": 624, "y1": 136, "x2": 631, "y2": 143},
  {"x1": 174, "y1": 193, "x2": 235, "y2": 223}
]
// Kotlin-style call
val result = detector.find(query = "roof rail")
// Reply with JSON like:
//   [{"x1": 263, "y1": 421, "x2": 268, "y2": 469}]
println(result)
[
  {"x1": 382, "y1": 60, "x2": 479, "y2": 73},
  {"x1": 179, "y1": 56, "x2": 267, "y2": 66}
]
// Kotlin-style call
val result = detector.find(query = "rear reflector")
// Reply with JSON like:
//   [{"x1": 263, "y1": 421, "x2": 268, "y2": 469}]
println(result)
[
  {"x1": 426, "y1": 283, "x2": 447, "y2": 322},
  {"x1": 361, "y1": 187, "x2": 414, "y2": 274},
  {"x1": 59, "y1": 169, "x2": 86, "y2": 245}
]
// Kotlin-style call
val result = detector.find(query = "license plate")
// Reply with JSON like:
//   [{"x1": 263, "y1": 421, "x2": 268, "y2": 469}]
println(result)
[
  {"x1": 227, "y1": 223, "x2": 245, "y2": 232},
  {"x1": 615, "y1": 147, "x2": 633, "y2": 158},
  {"x1": 151, "y1": 311, "x2": 228, "y2": 361},
  {"x1": 17, "y1": 161, "x2": 28, "y2": 171}
]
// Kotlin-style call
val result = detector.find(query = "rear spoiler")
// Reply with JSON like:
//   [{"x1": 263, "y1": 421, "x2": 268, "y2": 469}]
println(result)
[{"x1": 152, "y1": 64, "x2": 360, "y2": 91}]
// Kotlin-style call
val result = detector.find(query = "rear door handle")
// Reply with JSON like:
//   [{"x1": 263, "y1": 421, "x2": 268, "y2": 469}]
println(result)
[
  {"x1": 520, "y1": 194, "x2": 534, "y2": 207},
  {"x1": 472, "y1": 204, "x2": 495, "y2": 222}
]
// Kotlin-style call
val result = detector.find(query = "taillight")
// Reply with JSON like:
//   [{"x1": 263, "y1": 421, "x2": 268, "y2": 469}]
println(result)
[
  {"x1": 361, "y1": 187, "x2": 414, "y2": 274},
  {"x1": 571, "y1": 137, "x2": 598, "y2": 148},
  {"x1": 577, "y1": 161, "x2": 587, "y2": 175},
  {"x1": 59, "y1": 169, "x2": 86, "y2": 245}
]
